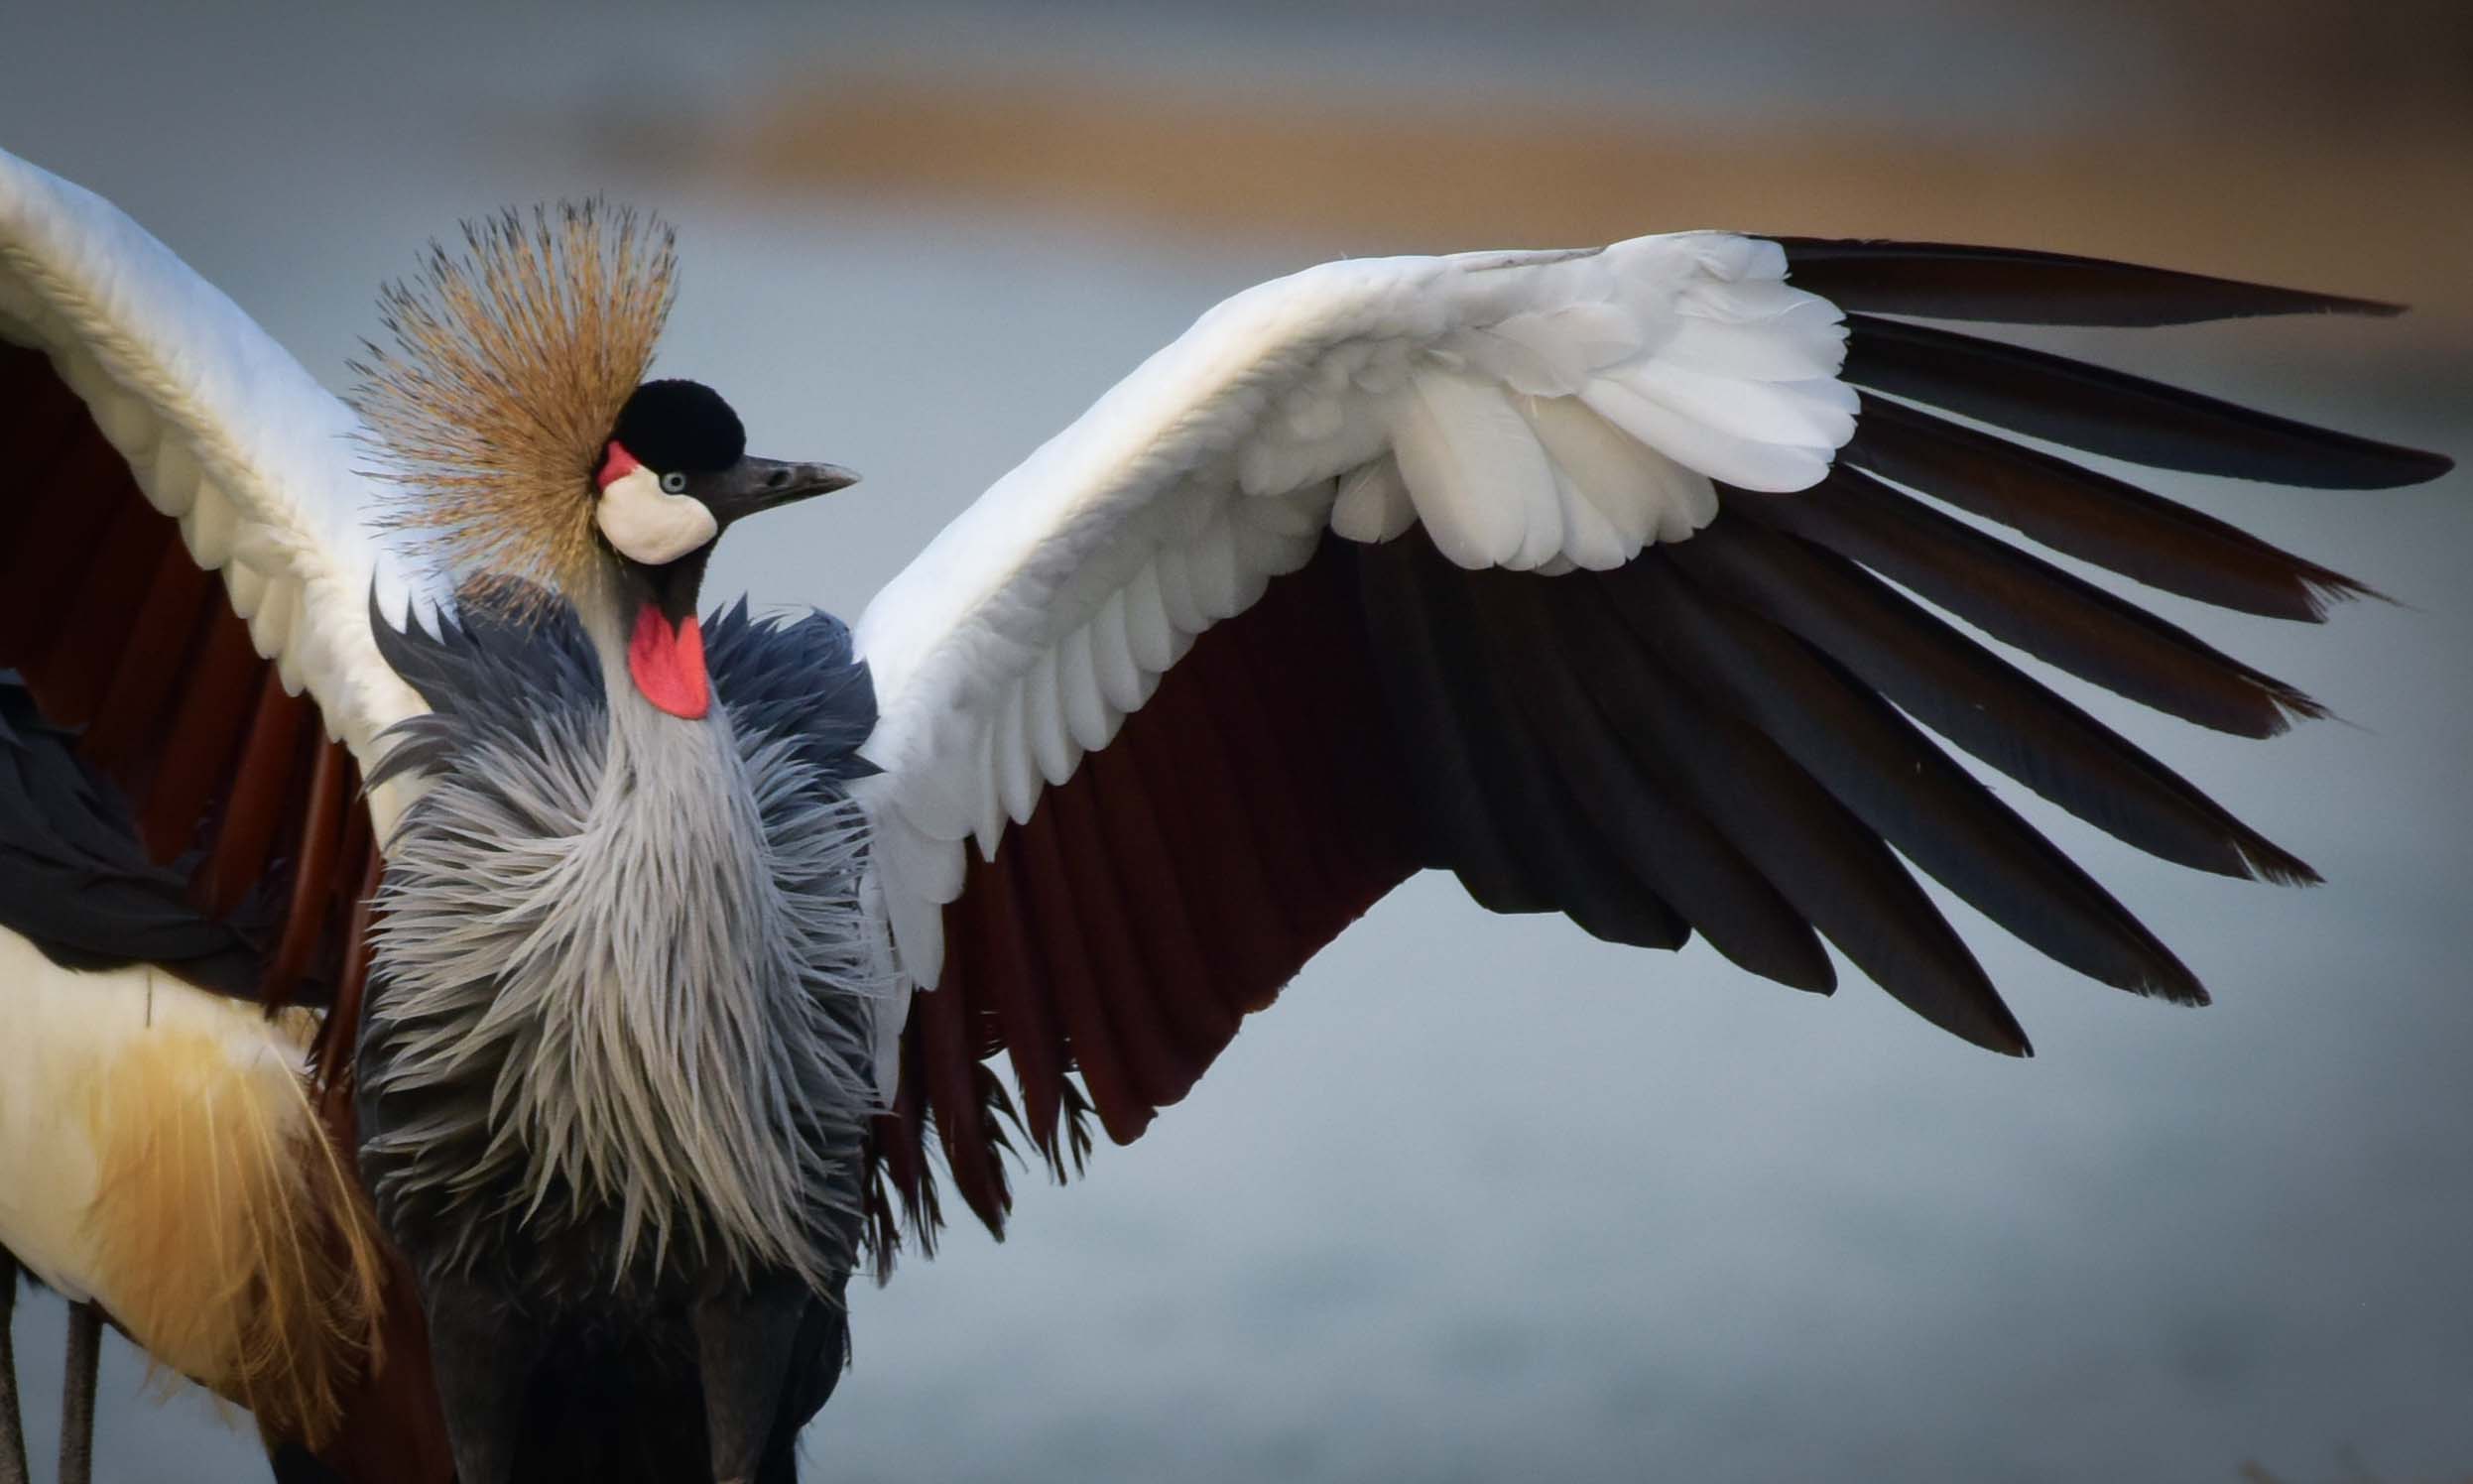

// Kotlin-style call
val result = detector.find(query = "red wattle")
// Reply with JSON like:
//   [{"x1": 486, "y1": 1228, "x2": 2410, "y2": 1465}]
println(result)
[
  {"x1": 598, "y1": 440, "x2": 644, "y2": 490},
  {"x1": 628, "y1": 603, "x2": 709, "y2": 719}
]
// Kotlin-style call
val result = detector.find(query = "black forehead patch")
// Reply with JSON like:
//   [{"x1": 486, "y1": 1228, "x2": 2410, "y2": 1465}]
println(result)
[{"x1": 612, "y1": 379, "x2": 746, "y2": 474}]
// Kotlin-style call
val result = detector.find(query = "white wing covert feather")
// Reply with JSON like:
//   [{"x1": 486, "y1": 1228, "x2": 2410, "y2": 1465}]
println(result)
[
  {"x1": 0, "y1": 147, "x2": 436, "y2": 830},
  {"x1": 856, "y1": 232, "x2": 1857, "y2": 992}
]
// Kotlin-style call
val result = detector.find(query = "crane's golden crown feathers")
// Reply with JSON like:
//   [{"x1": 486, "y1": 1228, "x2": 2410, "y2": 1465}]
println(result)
[{"x1": 352, "y1": 201, "x2": 677, "y2": 613}]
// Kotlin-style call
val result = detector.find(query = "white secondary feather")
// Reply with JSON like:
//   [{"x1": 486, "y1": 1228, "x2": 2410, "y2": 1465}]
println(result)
[
  {"x1": 855, "y1": 231, "x2": 1856, "y2": 991},
  {"x1": 0, "y1": 146, "x2": 440, "y2": 833}
]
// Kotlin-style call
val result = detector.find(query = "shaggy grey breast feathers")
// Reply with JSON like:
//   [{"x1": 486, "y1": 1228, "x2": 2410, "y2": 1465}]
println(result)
[{"x1": 358, "y1": 597, "x2": 890, "y2": 1301}]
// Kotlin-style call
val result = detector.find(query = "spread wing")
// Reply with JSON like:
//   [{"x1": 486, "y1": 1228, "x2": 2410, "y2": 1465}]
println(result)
[
  {"x1": 852, "y1": 232, "x2": 2452, "y2": 1247},
  {"x1": 0, "y1": 145, "x2": 448, "y2": 1469},
  {"x1": 0, "y1": 144, "x2": 437, "y2": 1013}
]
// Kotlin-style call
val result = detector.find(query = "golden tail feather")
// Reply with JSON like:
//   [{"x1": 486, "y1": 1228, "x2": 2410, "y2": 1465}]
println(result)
[{"x1": 77, "y1": 1014, "x2": 387, "y2": 1449}]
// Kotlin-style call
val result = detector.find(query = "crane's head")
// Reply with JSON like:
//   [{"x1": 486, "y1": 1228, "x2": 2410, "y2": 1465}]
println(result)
[
  {"x1": 592, "y1": 378, "x2": 856, "y2": 717},
  {"x1": 354, "y1": 202, "x2": 859, "y2": 720}
]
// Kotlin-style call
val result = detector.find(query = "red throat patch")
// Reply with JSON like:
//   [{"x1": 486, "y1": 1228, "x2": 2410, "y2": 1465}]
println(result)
[{"x1": 628, "y1": 602, "x2": 709, "y2": 719}]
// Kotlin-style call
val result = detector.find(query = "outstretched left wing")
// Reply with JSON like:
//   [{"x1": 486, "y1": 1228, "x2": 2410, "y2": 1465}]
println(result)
[
  {"x1": 851, "y1": 231, "x2": 2450, "y2": 1247},
  {"x1": 0, "y1": 145, "x2": 449, "y2": 1475},
  {"x1": 0, "y1": 147, "x2": 437, "y2": 1011}
]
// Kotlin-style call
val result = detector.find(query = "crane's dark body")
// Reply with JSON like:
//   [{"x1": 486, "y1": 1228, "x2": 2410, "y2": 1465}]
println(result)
[{"x1": 350, "y1": 596, "x2": 882, "y2": 1483}]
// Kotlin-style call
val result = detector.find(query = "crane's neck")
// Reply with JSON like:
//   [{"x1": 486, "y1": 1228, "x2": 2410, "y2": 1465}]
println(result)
[
  {"x1": 578, "y1": 559, "x2": 712, "y2": 722},
  {"x1": 359, "y1": 581, "x2": 889, "y2": 1301}
]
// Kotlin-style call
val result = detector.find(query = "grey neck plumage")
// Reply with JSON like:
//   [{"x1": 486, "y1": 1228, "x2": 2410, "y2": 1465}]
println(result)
[{"x1": 356, "y1": 589, "x2": 891, "y2": 1304}]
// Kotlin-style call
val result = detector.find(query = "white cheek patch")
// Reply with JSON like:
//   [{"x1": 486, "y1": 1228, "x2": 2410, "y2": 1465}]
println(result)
[{"x1": 596, "y1": 466, "x2": 719, "y2": 565}]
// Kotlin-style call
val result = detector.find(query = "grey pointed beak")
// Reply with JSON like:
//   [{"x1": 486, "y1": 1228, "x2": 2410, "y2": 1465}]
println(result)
[{"x1": 708, "y1": 456, "x2": 860, "y2": 525}]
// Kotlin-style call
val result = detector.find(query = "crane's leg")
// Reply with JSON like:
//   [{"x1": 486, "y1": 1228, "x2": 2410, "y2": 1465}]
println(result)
[
  {"x1": 419, "y1": 1276, "x2": 543, "y2": 1484},
  {"x1": 58, "y1": 1300, "x2": 100, "y2": 1484},
  {"x1": 0, "y1": 1253, "x2": 27, "y2": 1484},
  {"x1": 689, "y1": 1273, "x2": 814, "y2": 1484}
]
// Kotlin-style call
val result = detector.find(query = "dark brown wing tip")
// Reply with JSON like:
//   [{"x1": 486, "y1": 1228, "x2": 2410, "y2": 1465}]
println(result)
[
  {"x1": 2298, "y1": 566, "x2": 2391, "y2": 620},
  {"x1": 1915, "y1": 979, "x2": 2036, "y2": 1057},
  {"x1": 2347, "y1": 443, "x2": 2458, "y2": 489},
  {"x1": 2239, "y1": 838, "x2": 2324, "y2": 891},
  {"x1": 2137, "y1": 953, "x2": 2211, "y2": 1009},
  {"x1": 1773, "y1": 236, "x2": 2411, "y2": 326},
  {"x1": 2234, "y1": 669, "x2": 2335, "y2": 739},
  {"x1": 2390, "y1": 446, "x2": 2459, "y2": 483},
  {"x1": 1979, "y1": 1016, "x2": 2035, "y2": 1058},
  {"x1": 1841, "y1": 314, "x2": 2455, "y2": 491}
]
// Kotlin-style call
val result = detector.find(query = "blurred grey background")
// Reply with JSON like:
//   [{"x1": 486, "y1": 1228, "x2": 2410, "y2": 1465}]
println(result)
[{"x1": 4, "y1": 1, "x2": 2470, "y2": 1480}]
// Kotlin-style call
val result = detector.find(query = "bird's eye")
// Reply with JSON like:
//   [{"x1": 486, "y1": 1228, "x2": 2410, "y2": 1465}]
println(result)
[{"x1": 660, "y1": 471, "x2": 688, "y2": 495}]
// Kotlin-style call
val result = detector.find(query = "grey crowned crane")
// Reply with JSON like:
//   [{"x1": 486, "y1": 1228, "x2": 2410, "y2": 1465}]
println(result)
[{"x1": 0, "y1": 140, "x2": 2453, "y2": 1483}]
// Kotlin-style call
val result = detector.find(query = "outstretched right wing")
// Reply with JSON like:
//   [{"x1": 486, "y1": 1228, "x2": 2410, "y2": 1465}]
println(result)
[{"x1": 850, "y1": 230, "x2": 2453, "y2": 1245}]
